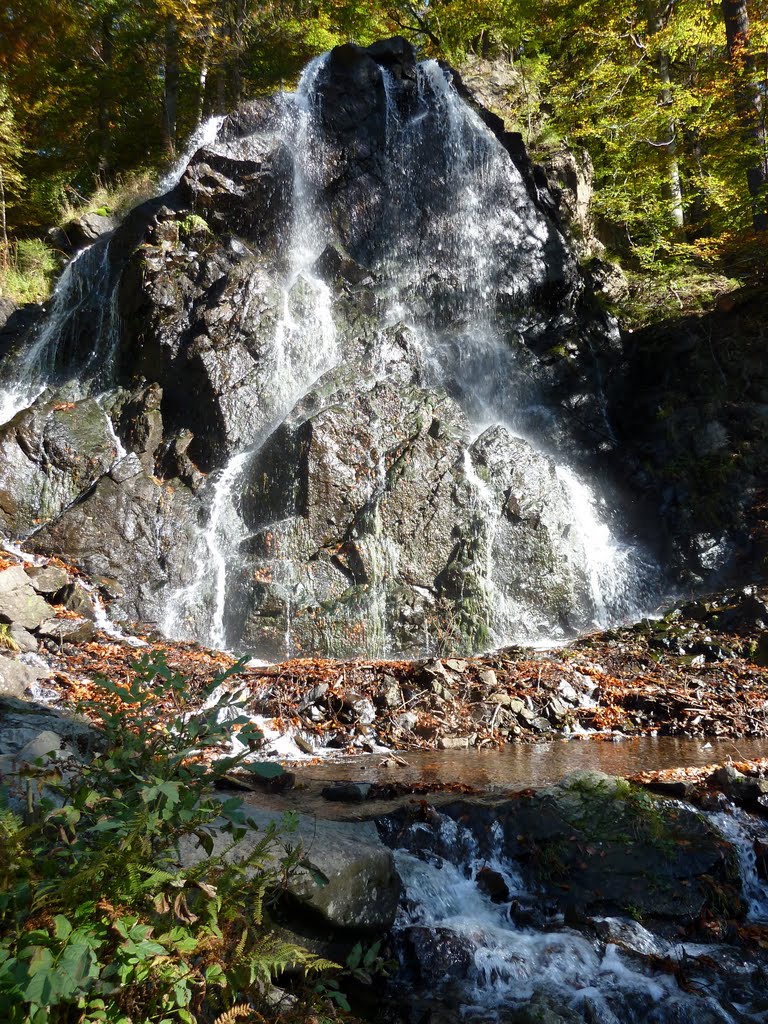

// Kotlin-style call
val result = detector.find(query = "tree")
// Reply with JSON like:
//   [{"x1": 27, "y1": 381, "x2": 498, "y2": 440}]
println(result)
[
  {"x1": 0, "y1": 85, "x2": 24, "y2": 258},
  {"x1": 721, "y1": 0, "x2": 768, "y2": 229}
]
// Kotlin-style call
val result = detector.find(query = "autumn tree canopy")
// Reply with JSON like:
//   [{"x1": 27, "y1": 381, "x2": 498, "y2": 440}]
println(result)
[{"x1": 0, "y1": 0, "x2": 766, "y2": 270}]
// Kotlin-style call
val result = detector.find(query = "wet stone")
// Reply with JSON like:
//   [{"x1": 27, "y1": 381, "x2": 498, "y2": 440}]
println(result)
[
  {"x1": 475, "y1": 866, "x2": 509, "y2": 903},
  {"x1": 438, "y1": 735, "x2": 472, "y2": 750},
  {"x1": 478, "y1": 668, "x2": 498, "y2": 688},
  {"x1": 37, "y1": 617, "x2": 97, "y2": 644},
  {"x1": 321, "y1": 782, "x2": 372, "y2": 802}
]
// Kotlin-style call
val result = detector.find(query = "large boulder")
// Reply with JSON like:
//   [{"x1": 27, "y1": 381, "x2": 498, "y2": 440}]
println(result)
[
  {"x1": 179, "y1": 811, "x2": 401, "y2": 933},
  {"x1": 28, "y1": 454, "x2": 204, "y2": 625},
  {"x1": 0, "y1": 395, "x2": 118, "y2": 537}
]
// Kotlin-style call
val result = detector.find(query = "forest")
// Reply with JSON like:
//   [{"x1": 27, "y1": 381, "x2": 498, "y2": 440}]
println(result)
[{"x1": 0, "y1": 0, "x2": 767, "y2": 315}]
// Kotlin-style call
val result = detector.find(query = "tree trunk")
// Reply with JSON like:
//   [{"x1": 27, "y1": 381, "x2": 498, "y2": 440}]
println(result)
[
  {"x1": 195, "y1": 36, "x2": 211, "y2": 129},
  {"x1": 162, "y1": 17, "x2": 180, "y2": 158},
  {"x1": 230, "y1": 0, "x2": 248, "y2": 107},
  {"x1": 647, "y1": 2, "x2": 685, "y2": 231},
  {"x1": 0, "y1": 166, "x2": 8, "y2": 263},
  {"x1": 97, "y1": 13, "x2": 114, "y2": 179},
  {"x1": 722, "y1": 0, "x2": 768, "y2": 230}
]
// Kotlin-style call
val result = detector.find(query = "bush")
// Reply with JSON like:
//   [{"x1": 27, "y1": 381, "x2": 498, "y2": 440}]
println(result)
[
  {"x1": 0, "y1": 239, "x2": 58, "y2": 304},
  {"x1": 0, "y1": 654, "x2": 337, "y2": 1024}
]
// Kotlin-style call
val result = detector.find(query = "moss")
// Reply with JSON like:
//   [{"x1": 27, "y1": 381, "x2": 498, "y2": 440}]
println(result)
[{"x1": 178, "y1": 213, "x2": 211, "y2": 239}]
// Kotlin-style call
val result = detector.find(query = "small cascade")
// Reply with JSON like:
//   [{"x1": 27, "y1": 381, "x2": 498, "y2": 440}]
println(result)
[
  {"x1": 162, "y1": 450, "x2": 251, "y2": 648},
  {"x1": 389, "y1": 807, "x2": 763, "y2": 1024},
  {"x1": 0, "y1": 242, "x2": 119, "y2": 425},
  {"x1": 707, "y1": 807, "x2": 768, "y2": 922}
]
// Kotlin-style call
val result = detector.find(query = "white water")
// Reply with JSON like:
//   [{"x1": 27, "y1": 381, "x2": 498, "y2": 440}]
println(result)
[
  {"x1": 0, "y1": 51, "x2": 658, "y2": 658},
  {"x1": 708, "y1": 807, "x2": 768, "y2": 922},
  {"x1": 393, "y1": 811, "x2": 751, "y2": 1023},
  {"x1": 161, "y1": 63, "x2": 340, "y2": 648}
]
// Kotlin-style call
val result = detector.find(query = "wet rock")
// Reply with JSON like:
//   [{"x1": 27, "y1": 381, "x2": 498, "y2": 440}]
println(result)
[
  {"x1": 29, "y1": 463, "x2": 203, "y2": 626},
  {"x1": 0, "y1": 396, "x2": 117, "y2": 537},
  {"x1": 377, "y1": 674, "x2": 402, "y2": 709},
  {"x1": 475, "y1": 866, "x2": 509, "y2": 903},
  {"x1": 179, "y1": 812, "x2": 401, "y2": 932},
  {"x1": 0, "y1": 566, "x2": 51, "y2": 630},
  {"x1": 321, "y1": 782, "x2": 372, "y2": 802},
  {"x1": 0, "y1": 696, "x2": 103, "y2": 759},
  {"x1": 56, "y1": 581, "x2": 97, "y2": 620},
  {"x1": 0, "y1": 655, "x2": 51, "y2": 699},
  {"x1": 504, "y1": 994, "x2": 582, "y2": 1024},
  {"x1": 404, "y1": 926, "x2": 476, "y2": 985},
  {"x1": 412, "y1": 773, "x2": 745, "y2": 927},
  {"x1": 438, "y1": 735, "x2": 472, "y2": 749},
  {"x1": 8, "y1": 625, "x2": 38, "y2": 653}
]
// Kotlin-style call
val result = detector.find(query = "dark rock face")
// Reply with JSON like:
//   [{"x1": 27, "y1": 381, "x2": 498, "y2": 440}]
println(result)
[
  {"x1": 0, "y1": 396, "x2": 118, "y2": 537},
  {"x1": 0, "y1": 39, "x2": 656, "y2": 653},
  {"x1": 29, "y1": 455, "x2": 203, "y2": 625},
  {"x1": 608, "y1": 290, "x2": 768, "y2": 583}
]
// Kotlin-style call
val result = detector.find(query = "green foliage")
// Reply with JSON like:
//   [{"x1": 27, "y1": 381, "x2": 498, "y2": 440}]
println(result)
[
  {"x1": 0, "y1": 239, "x2": 58, "y2": 304},
  {"x1": 0, "y1": 653, "x2": 337, "y2": 1024},
  {"x1": 0, "y1": 623, "x2": 20, "y2": 652}
]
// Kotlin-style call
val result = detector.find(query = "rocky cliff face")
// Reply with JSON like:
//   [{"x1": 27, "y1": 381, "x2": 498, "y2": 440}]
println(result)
[{"x1": 0, "y1": 39, "x2": 657, "y2": 658}]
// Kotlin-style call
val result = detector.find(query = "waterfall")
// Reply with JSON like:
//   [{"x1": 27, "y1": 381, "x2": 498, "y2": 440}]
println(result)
[
  {"x1": 161, "y1": 49, "x2": 656, "y2": 655},
  {"x1": 161, "y1": 60, "x2": 340, "y2": 649},
  {"x1": 0, "y1": 42, "x2": 660, "y2": 658}
]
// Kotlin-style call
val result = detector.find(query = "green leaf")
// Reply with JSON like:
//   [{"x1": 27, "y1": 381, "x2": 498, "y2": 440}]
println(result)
[
  {"x1": 52, "y1": 916, "x2": 72, "y2": 942},
  {"x1": 346, "y1": 942, "x2": 363, "y2": 970}
]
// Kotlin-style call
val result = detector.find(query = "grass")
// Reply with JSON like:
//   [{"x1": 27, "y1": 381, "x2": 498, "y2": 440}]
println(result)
[
  {"x1": 56, "y1": 167, "x2": 157, "y2": 227},
  {"x1": 0, "y1": 239, "x2": 59, "y2": 305}
]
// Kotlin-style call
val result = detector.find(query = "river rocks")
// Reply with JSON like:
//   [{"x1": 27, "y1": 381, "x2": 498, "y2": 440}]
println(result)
[
  {"x1": 37, "y1": 616, "x2": 96, "y2": 644},
  {"x1": 0, "y1": 565, "x2": 51, "y2": 630},
  {"x1": 0, "y1": 695, "x2": 103, "y2": 760},
  {"x1": 383, "y1": 772, "x2": 744, "y2": 929},
  {"x1": 0, "y1": 654, "x2": 51, "y2": 698},
  {"x1": 25, "y1": 563, "x2": 70, "y2": 595}
]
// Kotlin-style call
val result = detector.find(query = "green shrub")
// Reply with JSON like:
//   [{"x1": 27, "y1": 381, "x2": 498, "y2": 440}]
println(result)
[
  {"x1": 0, "y1": 653, "x2": 336, "y2": 1024},
  {"x1": 0, "y1": 239, "x2": 58, "y2": 304}
]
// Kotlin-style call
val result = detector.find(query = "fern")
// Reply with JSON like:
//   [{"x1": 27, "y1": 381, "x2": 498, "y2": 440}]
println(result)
[{"x1": 213, "y1": 1005, "x2": 265, "y2": 1024}]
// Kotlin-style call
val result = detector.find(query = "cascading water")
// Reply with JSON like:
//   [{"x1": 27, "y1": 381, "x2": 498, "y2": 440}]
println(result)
[
  {"x1": 161, "y1": 59, "x2": 341, "y2": 649},
  {"x1": 388, "y1": 806, "x2": 768, "y2": 1024},
  {"x1": 179, "y1": 46, "x2": 655, "y2": 657},
  {"x1": 0, "y1": 39, "x2": 660, "y2": 657}
]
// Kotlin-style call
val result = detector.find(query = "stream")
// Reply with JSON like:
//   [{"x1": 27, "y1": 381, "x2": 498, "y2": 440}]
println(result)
[{"x1": 290, "y1": 736, "x2": 768, "y2": 792}]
